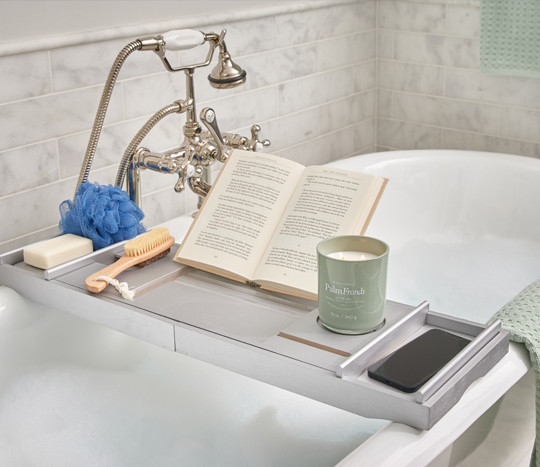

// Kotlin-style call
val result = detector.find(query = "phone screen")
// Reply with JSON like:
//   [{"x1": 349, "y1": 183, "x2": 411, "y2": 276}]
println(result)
[{"x1": 367, "y1": 329, "x2": 470, "y2": 393}]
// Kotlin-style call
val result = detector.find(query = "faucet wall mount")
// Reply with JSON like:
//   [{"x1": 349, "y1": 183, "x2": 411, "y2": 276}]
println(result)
[{"x1": 75, "y1": 29, "x2": 269, "y2": 208}]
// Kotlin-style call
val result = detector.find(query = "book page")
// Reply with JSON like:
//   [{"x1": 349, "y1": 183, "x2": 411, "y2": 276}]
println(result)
[
  {"x1": 254, "y1": 166, "x2": 386, "y2": 297},
  {"x1": 174, "y1": 150, "x2": 305, "y2": 280}
]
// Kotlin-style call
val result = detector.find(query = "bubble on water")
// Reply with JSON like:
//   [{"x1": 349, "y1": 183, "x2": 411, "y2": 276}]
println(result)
[{"x1": 0, "y1": 289, "x2": 383, "y2": 467}]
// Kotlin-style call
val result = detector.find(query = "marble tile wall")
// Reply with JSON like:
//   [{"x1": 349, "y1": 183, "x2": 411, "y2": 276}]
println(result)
[
  {"x1": 1, "y1": 0, "x2": 538, "y2": 253},
  {"x1": 377, "y1": 0, "x2": 540, "y2": 157},
  {"x1": 0, "y1": 1, "x2": 377, "y2": 252}
]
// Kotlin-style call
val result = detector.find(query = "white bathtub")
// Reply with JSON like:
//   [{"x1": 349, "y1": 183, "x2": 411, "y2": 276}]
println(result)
[
  {"x1": 1, "y1": 149, "x2": 538, "y2": 466},
  {"x1": 329, "y1": 149, "x2": 539, "y2": 466},
  {"x1": 329, "y1": 149, "x2": 540, "y2": 323},
  {"x1": 0, "y1": 286, "x2": 383, "y2": 466}
]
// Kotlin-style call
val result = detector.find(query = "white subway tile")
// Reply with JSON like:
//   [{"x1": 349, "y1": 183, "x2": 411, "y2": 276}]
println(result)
[
  {"x1": 0, "y1": 225, "x2": 60, "y2": 256},
  {"x1": 278, "y1": 68, "x2": 355, "y2": 115},
  {"x1": 443, "y1": 129, "x2": 540, "y2": 158},
  {"x1": 446, "y1": 68, "x2": 540, "y2": 110},
  {"x1": 240, "y1": 44, "x2": 318, "y2": 91},
  {"x1": 446, "y1": 5, "x2": 480, "y2": 37},
  {"x1": 0, "y1": 86, "x2": 123, "y2": 151},
  {"x1": 123, "y1": 72, "x2": 196, "y2": 120},
  {"x1": 209, "y1": 16, "x2": 279, "y2": 56},
  {"x1": 58, "y1": 131, "x2": 92, "y2": 181},
  {"x1": 393, "y1": 93, "x2": 500, "y2": 134},
  {"x1": 377, "y1": 118, "x2": 442, "y2": 149},
  {"x1": 378, "y1": 60, "x2": 444, "y2": 95},
  {"x1": 378, "y1": 30, "x2": 394, "y2": 60},
  {"x1": 0, "y1": 141, "x2": 58, "y2": 197},
  {"x1": 0, "y1": 51, "x2": 51, "y2": 103},
  {"x1": 51, "y1": 38, "x2": 164, "y2": 92},
  {"x1": 318, "y1": 31, "x2": 376, "y2": 71},
  {"x1": 501, "y1": 108, "x2": 540, "y2": 143},
  {"x1": 378, "y1": 1, "x2": 446, "y2": 34},
  {"x1": 354, "y1": 60, "x2": 377, "y2": 92},
  {"x1": 0, "y1": 177, "x2": 73, "y2": 243},
  {"x1": 201, "y1": 87, "x2": 278, "y2": 133},
  {"x1": 250, "y1": 108, "x2": 318, "y2": 153},
  {"x1": 275, "y1": 9, "x2": 325, "y2": 47},
  {"x1": 319, "y1": 91, "x2": 375, "y2": 134},
  {"x1": 275, "y1": 1, "x2": 376, "y2": 48},
  {"x1": 353, "y1": 119, "x2": 377, "y2": 154},
  {"x1": 377, "y1": 90, "x2": 393, "y2": 118},
  {"x1": 394, "y1": 32, "x2": 479, "y2": 68},
  {"x1": 123, "y1": 66, "x2": 251, "y2": 122},
  {"x1": 353, "y1": 0, "x2": 378, "y2": 32},
  {"x1": 277, "y1": 119, "x2": 375, "y2": 166}
]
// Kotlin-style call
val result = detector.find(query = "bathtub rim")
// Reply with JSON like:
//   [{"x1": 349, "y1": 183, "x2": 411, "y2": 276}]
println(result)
[{"x1": 328, "y1": 148, "x2": 540, "y2": 169}]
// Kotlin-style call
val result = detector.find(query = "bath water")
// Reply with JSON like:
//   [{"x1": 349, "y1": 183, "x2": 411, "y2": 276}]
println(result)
[{"x1": 0, "y1": 286, "x2": 385, "y2": 466}]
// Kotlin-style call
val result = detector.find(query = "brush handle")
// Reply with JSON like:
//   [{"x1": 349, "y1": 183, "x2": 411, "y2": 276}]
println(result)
[{"x1": 85, "y1": 237, "x2": 175, "y2": 293}]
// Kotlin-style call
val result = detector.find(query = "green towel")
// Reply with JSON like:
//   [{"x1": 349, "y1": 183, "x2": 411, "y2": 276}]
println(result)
[
  {"x1": 481, "y1": 0, "x2": 540, "y2": 78},
  {"x1": 489, "y1": 279, "x2": 540, "y2": 467}
]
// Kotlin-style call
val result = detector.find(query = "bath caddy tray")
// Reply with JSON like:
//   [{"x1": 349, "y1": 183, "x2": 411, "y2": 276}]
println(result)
[
  {"x1": 265, "y1": 301, "x2": 508, "y2": 429},
  {"x1": 336, "y1": 305, "x2": 508, "y2": 426},
  {"x1": 0, "y1": 243, "x2": 508, "y2": 430}
]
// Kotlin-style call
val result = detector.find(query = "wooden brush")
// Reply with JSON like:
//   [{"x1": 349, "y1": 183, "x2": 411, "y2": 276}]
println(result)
[{"x1": 85, "y1": 227, "x2": 175, "y2": 294}]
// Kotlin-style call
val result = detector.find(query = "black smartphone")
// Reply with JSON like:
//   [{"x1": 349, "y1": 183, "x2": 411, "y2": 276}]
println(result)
[{"x1": 367, "y1": 328, "x2": 470, "y2": 393}]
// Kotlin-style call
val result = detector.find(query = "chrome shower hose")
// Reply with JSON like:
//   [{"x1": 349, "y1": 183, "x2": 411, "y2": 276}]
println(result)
[
  {"x1": 114, "y1": 101, "x2": 185, "y2": 188},
  {"x1": 74, "y1": 40, "x2": 142, "y2": 198}
]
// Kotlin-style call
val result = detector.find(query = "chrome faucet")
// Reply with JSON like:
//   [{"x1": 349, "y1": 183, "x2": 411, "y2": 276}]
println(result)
[{"x1": 75, "y1": 29, "x2": 269, "y2": 208}]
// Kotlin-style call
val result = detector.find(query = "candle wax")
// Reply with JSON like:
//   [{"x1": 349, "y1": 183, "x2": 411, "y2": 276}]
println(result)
[{"x1": 327, "y1": 251, "x2": 378, "y2": 261}]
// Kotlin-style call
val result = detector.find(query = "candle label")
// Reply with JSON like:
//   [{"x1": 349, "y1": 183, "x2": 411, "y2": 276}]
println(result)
[
  {"x1": 325, "y1": 283, "x2": 366, "y2": 296},
  {"x1": 322, "y1": 279, "x2": 369, "y2": 317},
  {"x1": 328, "y1": 311, "x2": 359, "y2": 321}
]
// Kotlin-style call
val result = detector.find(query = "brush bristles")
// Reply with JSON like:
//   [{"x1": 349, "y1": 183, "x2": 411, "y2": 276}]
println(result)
[{"x1": 124, "y1": 227, "x2": 171, "y2": 257}]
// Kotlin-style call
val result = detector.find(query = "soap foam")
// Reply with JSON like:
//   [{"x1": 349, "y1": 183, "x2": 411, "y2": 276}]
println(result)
[
  {"x1": 0, "y1": 296, "x2": 383, "y2": 466},
  {"x1": 386, "y1": 233, "x2": 540, "y2": 322}
]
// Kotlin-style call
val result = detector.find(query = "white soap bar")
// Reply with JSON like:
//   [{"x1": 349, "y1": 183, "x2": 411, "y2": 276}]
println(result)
[{"x1": 23, "y1": 234, "x2": 93, "y2": 269}]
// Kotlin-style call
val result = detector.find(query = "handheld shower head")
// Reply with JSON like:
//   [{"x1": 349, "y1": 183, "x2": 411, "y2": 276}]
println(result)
[{"x1": 208, "y1": 40, "x2": 246, "y2": 89}]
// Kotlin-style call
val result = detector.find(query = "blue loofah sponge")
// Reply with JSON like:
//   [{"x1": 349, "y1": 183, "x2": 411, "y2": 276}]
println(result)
[{"x1": 59, "y1": 182, "x2": 145, "y2": 250}]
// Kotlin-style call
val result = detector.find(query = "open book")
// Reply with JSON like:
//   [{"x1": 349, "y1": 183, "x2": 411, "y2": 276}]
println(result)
[{"x1": 173, "y1": 150, "x2": 387, "y2": 300}]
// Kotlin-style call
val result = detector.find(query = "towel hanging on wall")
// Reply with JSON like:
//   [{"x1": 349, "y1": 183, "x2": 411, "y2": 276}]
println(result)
[{"x1": 481, "y1": 0, "x2": 540, "y2": 78}]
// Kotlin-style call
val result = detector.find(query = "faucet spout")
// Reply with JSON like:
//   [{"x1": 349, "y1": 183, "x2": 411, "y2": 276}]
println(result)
[
  {"x1": 115, "y1": 99, "x2": 192, "y2": 189},
  {"x1": 75, "y1": 28, "x2": 270, "y2": 214}
]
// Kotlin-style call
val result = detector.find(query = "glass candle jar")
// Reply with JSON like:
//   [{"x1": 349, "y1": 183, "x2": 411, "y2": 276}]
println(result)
[{"x1": 317, "y1": 235, "x2": 389, "y2": 334}]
